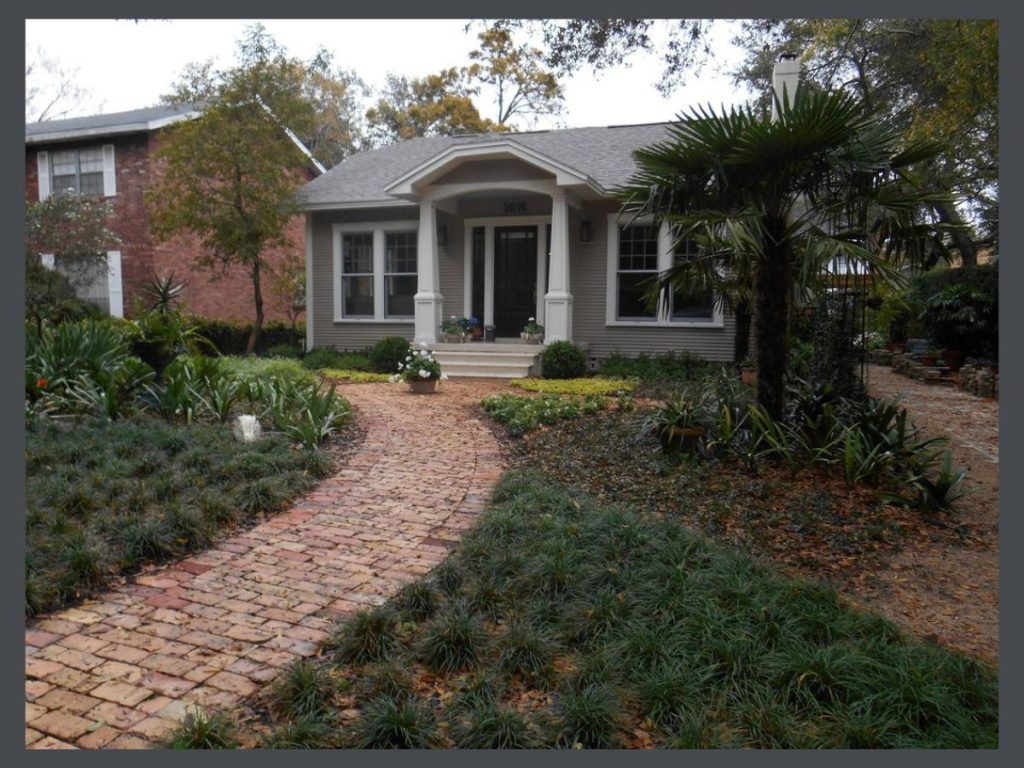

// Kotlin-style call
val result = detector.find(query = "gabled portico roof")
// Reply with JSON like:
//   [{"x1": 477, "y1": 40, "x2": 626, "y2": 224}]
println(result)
[{"x1": 298, "y1": 122, "x2": 674, "y2": 210}]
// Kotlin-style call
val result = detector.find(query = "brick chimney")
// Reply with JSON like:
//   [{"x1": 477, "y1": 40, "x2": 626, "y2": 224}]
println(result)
[{"x1": 771, "y1": 52, "x2": 800, "y2": 121}]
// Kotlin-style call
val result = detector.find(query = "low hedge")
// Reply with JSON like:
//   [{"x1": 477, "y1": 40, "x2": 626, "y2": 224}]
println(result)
[
  {"x1": 509, "y1": 377, "x2": 635, "y2": 396},
  {"x1": 318, "y1": 368, "x2": 392, "y2": 383},
  {"x1": 192, "y1": 318, "x2": 305, "y2": 356}
]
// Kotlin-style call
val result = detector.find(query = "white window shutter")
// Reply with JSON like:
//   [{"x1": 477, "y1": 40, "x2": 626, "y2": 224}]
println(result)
[
  {"x1": 106, "y1": 251, "x2": 124, "y2": 318},
  {"x1": 40, "y1": 253, "x2": 55, "y2": 270},
  {"x1": 37, "y1": 151, "x2": 51, "y2": 200},
  {"x1": 102, "y1": 144, "x2": 116, "y2": 197}
]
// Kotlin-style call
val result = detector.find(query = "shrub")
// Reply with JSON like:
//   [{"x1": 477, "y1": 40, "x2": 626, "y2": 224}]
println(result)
[
  {"x1": 598, "y1": 351, "x2": 710, "y2": 381},
  {"x1": 217, "y1": 356, "x2": 317, "y2": 386},
  {"x1": 329, "y1": 607, "x2": 400, "y2": 665},
  {"x1": 352, "y1": 696, "x2": 438, "y2": 749},
  {"x1": 369, "y1": 336, "x2": 413, "y2": 374},
  {"x1": 268, "y1": 659, "x2": 338, "y2": 721},
  {"x1": 542, "y1": 341, "x2": 587, "y2": 379},
  {"x1": 302, "y1": 347, "x2": 372, "y2": 371},
  {"x1": 418, "y1": 601, "x2": 487, "y2": 673},
  {"x1": 481, "y1": 394, "x2": 580, "y2": 436},
  {"x1": 318, "y1": 369, "x2": 391, "y2": 383},
  {"x1": 164, "y1": 707, "x2": 240, "y2": 749},
  {"x1": 263, "y1": 343, "x2": 302, "y2": 359},
  {"x1": 509, "y1": 377, "x2": 634, "y2": 396},
  {"x1": 191, "y1": 318, "x2": 304, "y2": 356},
  {"x1": 456, "y1": 703, "x2": 538, "y2": 749}
]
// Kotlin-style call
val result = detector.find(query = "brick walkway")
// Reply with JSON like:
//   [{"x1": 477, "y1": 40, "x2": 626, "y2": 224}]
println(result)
[{"x1": 25, "y1": 380, "x2": 508, "y2": 749}]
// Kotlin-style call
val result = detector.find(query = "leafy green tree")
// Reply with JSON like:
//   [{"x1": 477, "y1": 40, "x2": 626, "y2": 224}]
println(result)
[
  {"x1": 729, "y1": 19, "x2": 998, "y2": 263},
  {"x1": 620, "y1": 89, "x2": 944, "y2": 417},
  {"x1": 25, "y1": 190, "x2": 120, "y2": 331},
  {"x1": 366, "y1": 27, "x2": 564, "y2": 145},
  {"x1": 148, "y1": 24, "x2": 315, "y2": 354},
  {"x1": 466, "y1": 27, "x2": 564, "y2": 126},
  {"x1": 299, "y1": 47, "x2": 369, "y2": 168},
  {"x1": 366, "y1": 69, "x2": 505, "y2": 145},
  {"x1": 486, "y1": 18, "x2": 997, "y2": 263}
]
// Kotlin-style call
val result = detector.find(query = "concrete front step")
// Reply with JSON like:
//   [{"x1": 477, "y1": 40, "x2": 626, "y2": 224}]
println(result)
[{"x1": 429, "y1": 342, "x2": 542, "y2": 378}]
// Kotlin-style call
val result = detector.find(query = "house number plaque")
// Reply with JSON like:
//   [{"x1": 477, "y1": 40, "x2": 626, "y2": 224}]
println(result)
[{"x1": 503, "y1": 201, "x2": 527, "y2": 214}]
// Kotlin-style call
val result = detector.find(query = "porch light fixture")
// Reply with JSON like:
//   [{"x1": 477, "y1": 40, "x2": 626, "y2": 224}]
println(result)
[
  {"x1": 437, "y1": 224, "x2": 448, "y2": 247},
  {"x1": 579, "y1": 218, "x2": 593, "y2": 243}
]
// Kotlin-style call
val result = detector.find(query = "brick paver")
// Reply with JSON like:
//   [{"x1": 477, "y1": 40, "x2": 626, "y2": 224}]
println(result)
[{"x1": 25, "y1": 380, "x2": 507, "y2": 749}]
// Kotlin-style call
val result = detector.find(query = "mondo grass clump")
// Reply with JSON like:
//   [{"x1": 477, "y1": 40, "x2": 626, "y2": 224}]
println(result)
[
  {"x1": 244, "y1": 470, "x2": 997, "y2": 749},
  {"x1": 24, "y1": 415, "x2": 332, "y2": 616},
  {"x1": 164, "y1": 707, "x2": 240, "y2": 749}
]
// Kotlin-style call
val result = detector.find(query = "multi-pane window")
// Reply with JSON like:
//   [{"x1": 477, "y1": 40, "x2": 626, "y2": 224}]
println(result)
[
  {"x1": 668, "y1": 239, "x2": 715, "y2": 322},
  {"x1": 384, "y1": 231, "x2": 417, "y2": 318},
  {"x1": 616, "y1": 224, "x2": 659, "y2": 320},
  {"x1": 341, "y1": 233, "x2": 374, "y2": 317},
  {"x1": 51, "y1": 148, "x2": 105, "y2": 196}
]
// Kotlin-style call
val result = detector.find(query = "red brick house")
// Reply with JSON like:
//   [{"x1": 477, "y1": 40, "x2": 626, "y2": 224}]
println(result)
[{"x1": 25, "y1": 105, "x2": 313, "y2": 323}]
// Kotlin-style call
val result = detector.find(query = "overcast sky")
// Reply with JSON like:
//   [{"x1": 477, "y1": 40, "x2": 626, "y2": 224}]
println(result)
[{"x1": 25, "y1": 18, "x2": 755, "y2": 130}]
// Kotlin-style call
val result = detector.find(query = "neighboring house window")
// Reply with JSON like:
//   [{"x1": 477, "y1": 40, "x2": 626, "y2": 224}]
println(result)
[
  {"x1": 36, "y1": 145, "x2": 116, "y2": 199},
  {"x1": 40, "y1": 251, "x2": 124, "y2": 318},
  {"x1": 616, "y1": 224, "x2": 660, "y2": 320},
  {"x1": 332, "y1": 221, "x2": 418, "y2": 322},
  {"x1": 341, "y1": 233, "x2": 375, "y2": 318},
  {"x1": 51, "y1": 148, "x2": 104, "y2": 195},
  {"x1": 384, "y1": 231, "x2": 417, "y2": 318},
  {"x1": 606, "y1": 215, "x2": 720, "y2": 327}
]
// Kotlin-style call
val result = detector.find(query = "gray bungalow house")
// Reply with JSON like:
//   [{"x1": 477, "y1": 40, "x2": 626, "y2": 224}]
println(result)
[{"x1": 298, "y1": 60, "x2": 798, "y2": 376}]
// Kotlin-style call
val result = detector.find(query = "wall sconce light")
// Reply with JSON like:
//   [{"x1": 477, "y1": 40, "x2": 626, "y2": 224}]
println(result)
[
  {"x1": 579, "y1": 219, "x2": 593, "y2": 244},
  {"x1": 437, "y1": 224, "x2": 448, "y2": 247}
]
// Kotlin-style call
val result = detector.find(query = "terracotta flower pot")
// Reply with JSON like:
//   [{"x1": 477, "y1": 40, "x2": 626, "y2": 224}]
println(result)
[
  {"x1": 660, "y1": 426, "x2": 705, "y2": 454},
  {"x1": 408, "y1": 379, "x2": 439, "y2": 394}
]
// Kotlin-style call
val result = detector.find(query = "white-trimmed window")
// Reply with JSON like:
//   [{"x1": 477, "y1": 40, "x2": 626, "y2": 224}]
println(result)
[
  {"x1": 615, "y1": 223, "x2": 660, "y2": 320},
  {"x1": 332, "y1": 221, "x2": 418, "y2": 322},
  {"x1": 341, "y1": 232, "x2": 375, "y2": 318},
  {"x1": 37, "y1": 145, "x2": 116, "y2": 199},
  {"x1": 384, "y1": 231, "x2": 417, "y2": 318},
  {"x1": 606, "y1": 214, "x2": 721, "y2": 327}
]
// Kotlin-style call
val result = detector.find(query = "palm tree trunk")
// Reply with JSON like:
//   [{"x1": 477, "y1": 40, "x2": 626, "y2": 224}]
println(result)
[
  {"x1": 733, "y1": 297, "x2": 752, "y2": 364},
  {"x1": 753, "y1": 225, "x2": 791, "y2": 419}
]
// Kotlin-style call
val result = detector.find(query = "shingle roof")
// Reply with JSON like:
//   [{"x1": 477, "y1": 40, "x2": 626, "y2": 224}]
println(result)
[
  {"x1": 299, "y1": 123, "x2": 674, "y2": 207},
  {"x1": 25, "y1": 104, "x2": 199, "y2": 143}
]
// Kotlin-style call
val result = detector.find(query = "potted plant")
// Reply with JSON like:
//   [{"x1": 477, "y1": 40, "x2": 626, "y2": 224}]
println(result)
[
  {"x1": 739, "y1": 358, "x2": 757, "y2": 387},
  {"x1": 466, "y1": 316, "x2": 483, "y2": 340},
  {"x1": 521, "y1": 317, "x2": 544, "y2": 343},
  {"x1": 920, "y1": 347, "x2": 942, "y2": 367},
  {"x1": 643, "y1": 395, "x2": 705, "y2": 454},
  {"x1": 394, "y1": 343, "x2": 446, "y2": 393},
  {"x1": 440, "y1": 316, "x2": 466, "y2": 343}
]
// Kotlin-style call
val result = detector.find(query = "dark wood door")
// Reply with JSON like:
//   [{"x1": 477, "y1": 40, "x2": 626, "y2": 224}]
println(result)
[{"x1": 493, "y1": 227, "x2": 538, "y2": 338}]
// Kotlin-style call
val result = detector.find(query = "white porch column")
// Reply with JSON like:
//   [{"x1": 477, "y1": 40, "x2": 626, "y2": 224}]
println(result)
[
  {"x1": 414, "y1": 200, "x2": 443, "y2": 344},
  {"x1": 543, "y1": 192, "x2": 573, "y2": 342}
]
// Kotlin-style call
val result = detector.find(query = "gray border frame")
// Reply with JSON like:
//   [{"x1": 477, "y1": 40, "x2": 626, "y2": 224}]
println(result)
[{"x1": 6, "y1": 1, "x2": 1016, "y2": 764}]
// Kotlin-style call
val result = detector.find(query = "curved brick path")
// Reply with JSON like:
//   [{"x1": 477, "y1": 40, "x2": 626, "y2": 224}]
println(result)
[{"x1": 25, "y1": 380, "x2": 508, "y2": 749}]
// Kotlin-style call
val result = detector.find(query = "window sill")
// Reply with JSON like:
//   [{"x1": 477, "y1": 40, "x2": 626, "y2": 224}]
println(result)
[
  {"x1": 605, "y1": 320, "x2": 723, "y2": 329},
  {"x1": 333, "y1": 317, "x2": 415, "y2": 324}
]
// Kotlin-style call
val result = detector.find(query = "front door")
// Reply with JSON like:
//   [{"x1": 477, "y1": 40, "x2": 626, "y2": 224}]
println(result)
[{"x1": 493, "y1": 226, "x2": 538, "y2": 338}]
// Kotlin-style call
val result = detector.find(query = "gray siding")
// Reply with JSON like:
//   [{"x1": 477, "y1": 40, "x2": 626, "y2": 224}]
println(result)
[
  {"x1": 569, "y1": 202, "x2": 735, "y2": 363},
  {"x1": 311, "y1": 201, "x2": 735, "y2": 361},
  {"x1": 434, "y1": 158, "x2": 554, "y2": 185}
]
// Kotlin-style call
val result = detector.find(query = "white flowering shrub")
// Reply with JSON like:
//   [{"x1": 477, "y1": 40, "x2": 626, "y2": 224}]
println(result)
[{"x1": 393, "y1": 342, "x2": 446, "y2": 383}]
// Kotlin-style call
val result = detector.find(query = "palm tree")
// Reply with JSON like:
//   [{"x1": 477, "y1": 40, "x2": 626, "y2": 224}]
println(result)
[{"x1": 618, "y1": 88, "x2": 946, "y2": 418}]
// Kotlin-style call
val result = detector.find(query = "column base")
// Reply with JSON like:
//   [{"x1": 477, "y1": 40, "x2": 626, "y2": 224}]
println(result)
[
  {"x1": 414, "y1": 293, "x2": 443, "y2": 344},
  {"x1": 543, "y1": 292, "x2": 573, "y2": 343}
]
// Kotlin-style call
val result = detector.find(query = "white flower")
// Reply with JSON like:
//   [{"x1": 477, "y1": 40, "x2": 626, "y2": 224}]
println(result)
[
  {"x1": 405, "y1": 355, "x2": 412, "y2": 361},
  {"x1": 419, "y1": 369, "x2": 430, "y2": 379},
  {"x1": 388, "y1": 374, "x2": 400, "y2": 383},
  {"x1": 528, "y1": 317, "x2": 535, "y2": 322},
  {"x1": 419, "y1": 341, "x2": 429, "y2": 348},
  {"x1": 397, "y1": 363, "x2": 404, "y2": 370},
  {"x1": 419, "y1": 350, "x2": 427, "y2": 356},
  {"x1": 440, "y1": 373, "x2": 449, "y2": 380}
]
